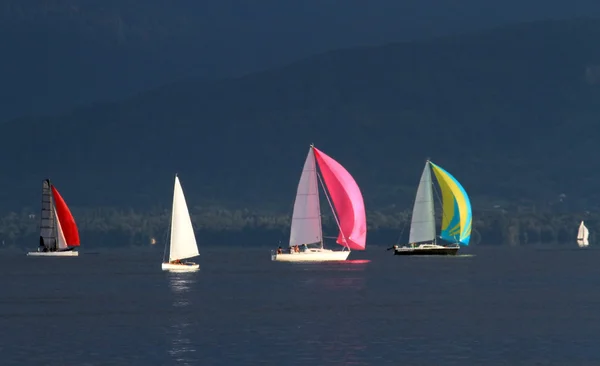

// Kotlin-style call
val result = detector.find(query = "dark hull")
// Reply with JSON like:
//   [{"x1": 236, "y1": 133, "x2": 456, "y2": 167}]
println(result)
[
  {"x1": 38, "y1": 246, "x2": 76, "y2": 253},
  {"x1": 394, "y1": 247, "x2": 459, "y2": 256}
]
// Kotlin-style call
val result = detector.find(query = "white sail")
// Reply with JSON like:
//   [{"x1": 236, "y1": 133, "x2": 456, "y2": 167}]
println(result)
[
  {"x1": 408, "y1": 162, "x2": 436, "y2": 244},
  {"x1": 169, "y1": 176, "x2": 199, "y2": 261},
  {"x1": 289, "y1": 147, "x2": 322, "y2": 247},
  {"x1": 55, "y1": 208, "x2": 68, "y2": 250},
  {"x1": 577, "y1": 221, "x2": 590, "y2": 247}
]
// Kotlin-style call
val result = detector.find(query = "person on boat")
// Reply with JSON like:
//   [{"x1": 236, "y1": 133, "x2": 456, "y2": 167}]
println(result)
[
  {"x1": 171, "y1": 259, "x2": 182, "y2": 264},
  {"x1": 277, "y1": 246, "x2": 283, "y2": 254}
]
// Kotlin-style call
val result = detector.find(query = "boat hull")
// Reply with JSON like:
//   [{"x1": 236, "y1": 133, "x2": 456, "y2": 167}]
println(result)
[
  {"x1": 271, "y1": 249, "x2": 350, "y2": 262},
  {"x1": 27, "y1": 250, "x2": 79, "y2": 257},
  {"x1": 161, "y1": 262, "x2": 200, "y2": 271},
  {"x1": 393, "y1": 244, "x2": 459, "y2": 256}
]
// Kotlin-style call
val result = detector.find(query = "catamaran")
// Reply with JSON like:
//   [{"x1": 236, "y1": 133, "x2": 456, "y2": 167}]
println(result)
[
  {"x1": 393, "y1": 160, "x2": 472, "y2": 256},
  {"x1": 162, "y1": 174, "x2": 200, "y2": 271},
  {"x1": 271, "y1": 144, "x2": 367, "y2": 262},
  {"x1": 577, "y1": 221, "x2": 590, "y2": 248},
  {"x1": 27, "y1": 179, "x2": 80, "y2": 256}
]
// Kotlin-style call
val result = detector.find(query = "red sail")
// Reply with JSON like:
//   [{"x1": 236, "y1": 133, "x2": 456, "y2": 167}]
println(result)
[
  {"x1": 313, "y1": 147, "x2": 367, "y2": 250},
  {"x1": 51, "y1": 186, "x2": 80, "y2": 247}
]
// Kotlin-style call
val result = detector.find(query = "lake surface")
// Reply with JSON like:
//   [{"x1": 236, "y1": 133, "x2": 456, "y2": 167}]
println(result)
[{"x1": 1, "y1": 245, "x2": 599, "y2": 365}]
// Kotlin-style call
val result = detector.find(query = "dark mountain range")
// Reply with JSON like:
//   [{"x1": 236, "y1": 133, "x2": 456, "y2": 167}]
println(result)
[
  {"x1": 2, "y1": 18, "x2": 600, "y2": 214},
  {"x1": 5, "y1": 1, "x2": 600, "y2": 123}
]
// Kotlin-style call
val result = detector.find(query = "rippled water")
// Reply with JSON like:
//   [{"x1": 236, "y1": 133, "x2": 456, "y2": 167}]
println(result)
[{"x1": 1, "y1": 245, "x2": 600, "y2": 365}]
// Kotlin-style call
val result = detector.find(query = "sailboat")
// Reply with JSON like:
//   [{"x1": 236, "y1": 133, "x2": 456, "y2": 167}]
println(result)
[
  {"x1": 162, "y1": 175, "x2": 200, "y2": 271},
  {"x1": 271, "y1": 144, "x2": 367, "y2": 262},
  {"x1": 393, "y1": 160, "x2": 472, "y2": 256},
  {"x1": 577, "y1": 221, "x2": 590, "y2": 248},
  {"x1": 27, "y1": 179, "x2": 80, "y2": 256}
]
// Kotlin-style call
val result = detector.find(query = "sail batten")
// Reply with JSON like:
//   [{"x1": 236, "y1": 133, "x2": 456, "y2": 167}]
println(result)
[
  {"x1": 39, "y1": 180, "x2": 56, "y2": 250},
  {"x1": 289, "y1": 148, "x2": 322, "y2": 247},
  {"x1": 313, "y1": 147, "x2": 366, "y2": 250},
  {"x1": 169, "y1": 176, "x2": 199, "y2": 261},
  {"x1": 409, "y1": 162, "x2": 436, "y2": 244}
]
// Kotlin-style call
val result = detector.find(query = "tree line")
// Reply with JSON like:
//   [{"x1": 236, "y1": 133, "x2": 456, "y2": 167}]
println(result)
[{"x1": 0, "y1": 204, "x2": 594, "y2": 249}]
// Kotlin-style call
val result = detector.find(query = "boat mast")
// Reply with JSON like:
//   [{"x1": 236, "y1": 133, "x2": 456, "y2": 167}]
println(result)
[
  {"x1": 310, "y1": 144, "x2": 325, "y2": 249},
  {"x1": 164, "y1": 174, "x2": 176, "y2": 263},
  {"x1": 427, "y1": 159, "x2": 437, "y2": 245}
]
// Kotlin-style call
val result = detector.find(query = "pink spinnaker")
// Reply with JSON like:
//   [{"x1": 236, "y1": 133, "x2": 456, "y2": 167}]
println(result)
[{"x1": 313, "y1": 147, "x2": 367, "y2": 250}]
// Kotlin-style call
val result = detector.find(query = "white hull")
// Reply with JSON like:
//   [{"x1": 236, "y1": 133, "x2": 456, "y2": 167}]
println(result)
[
  {"x1": 271, "y1": 248, "x2": 350, "y2": 262},
  {"x1": 578, "y1": 243, "x2": 589, "y2": 248},
  {"x1": 27, "y1": 250, "x2": 79, "y2": 257},
  {"x1": 162, "y1": 262, "x2": 200, "y2": 271}
]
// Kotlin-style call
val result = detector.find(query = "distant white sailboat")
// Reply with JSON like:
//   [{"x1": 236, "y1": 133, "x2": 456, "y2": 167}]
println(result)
[
  {"x1": 161, "y1": 175, "x2": 200, "y2": 271},
  {"x1": 271, "y1": 144, "x2": 367, "y2": 262},
  {"x1": 27, "y1": 179, "x2": 80, "y2": 257},
  {"x1": 577, "y1": 221, "x2": 589, "y2": 248}
]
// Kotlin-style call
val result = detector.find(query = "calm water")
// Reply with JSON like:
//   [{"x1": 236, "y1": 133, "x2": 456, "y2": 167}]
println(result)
[{"x1": 1, "y1": 245, "x2": 600, "y2": 365}]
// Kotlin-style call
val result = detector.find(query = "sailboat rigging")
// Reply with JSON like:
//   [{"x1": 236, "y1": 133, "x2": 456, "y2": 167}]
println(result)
[
  {"x1": 393, "y1": 160, "x2": 472, "y2": 256},
  {"x1": 162, "y1": 174, "x2": 200, "y2": 271},
  {"x1": 27, "y1": 179, "x2": 80, "y2": 257},
  {"x1": 271, "y1": 145, "x2": 367, "y2": 262},
  {"x1": 577, "y1": 221, "x2": 590, "y2": 248}
]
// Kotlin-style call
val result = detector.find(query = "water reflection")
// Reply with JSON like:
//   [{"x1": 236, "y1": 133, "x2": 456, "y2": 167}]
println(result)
[
  {"x1": 320, "y1": 326, "x2": 368, "y2": 366},
  {"x1": 167, "y1": 273, "x2": 197, "y2": 365},
  {"x1": 168, "y1": 275, "x2": 194, "y2": 308},
  {"x1": 320, "y1": 276, "x2": 366, "y2": 291},
  {"x1": 297, "y1": 259, "x2": 371, "y2": 272}
]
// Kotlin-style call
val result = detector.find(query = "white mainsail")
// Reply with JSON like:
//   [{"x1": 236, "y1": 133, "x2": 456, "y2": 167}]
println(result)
[
  {"x1": 577, "y1": 221, "x2": 590, "y2": 247},
  {"x1": 168, "y1": 175, "x2": 199, "y2": 261},
  {"x1": 408, "y1": 162, "x2": 436, "y2": 244},
  {"x1": 54, "y1": 208, "x2": 68, "y2": 250},
  {"x1": 289, "y1": 147, "x2": 322, "y2": 247}
]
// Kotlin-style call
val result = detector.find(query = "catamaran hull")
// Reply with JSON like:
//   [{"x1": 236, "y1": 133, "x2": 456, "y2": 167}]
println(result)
[
  {"x1": 271, "y1": 250, "x2": 350, "y2": 262},
  {"x1": 161, "y1": 262, "x2": 200, "y2": 271},
  {"x1": 393, "y1": 246, "x2": 459, "y2": 256},
  {"x1": 27, "y1": 250, "x2": 79, "y2": 257}
]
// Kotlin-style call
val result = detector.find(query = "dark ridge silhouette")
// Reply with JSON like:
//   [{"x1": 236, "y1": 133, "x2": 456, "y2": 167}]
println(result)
[{"x1": 2, "y1": 18, "x2": 600, "y2": 213}]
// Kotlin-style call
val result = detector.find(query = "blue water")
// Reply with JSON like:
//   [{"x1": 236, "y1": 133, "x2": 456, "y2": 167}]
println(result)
[{"x1": 1, "y1": 245, "x2": 600, "y2": 365}]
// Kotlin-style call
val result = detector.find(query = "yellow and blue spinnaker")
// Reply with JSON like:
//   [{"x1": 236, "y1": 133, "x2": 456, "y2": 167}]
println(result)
[{"x1": 429, "y1": 162, "x2": 472, "y2": 245}]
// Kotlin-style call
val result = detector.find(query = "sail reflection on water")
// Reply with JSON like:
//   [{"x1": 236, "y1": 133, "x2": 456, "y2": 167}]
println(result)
[{"x1": 167, "y1": 273, "x2": 197, "y2": 365}]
